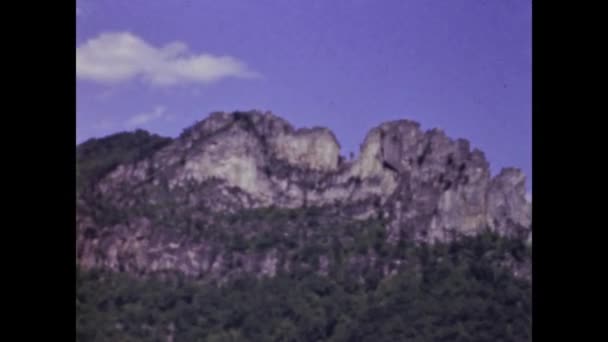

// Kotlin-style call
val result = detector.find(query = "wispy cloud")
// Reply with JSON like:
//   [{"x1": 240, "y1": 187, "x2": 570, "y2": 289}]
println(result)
[
  {"x1": 94, "y1": 119, "x2": 115, "y2": 130},
  {"x1": 125, "y1": 106, "x2": 172, "y2": 128},
  {"x1": 95, "y1": 88, "x2": 117, "y2": 101},
  {"x1": 525, "y1": 192, "x2": 532, "y2": 203},
  {"x1": 76, "y1": 32, "x2": 261, "y2": 86},
  {"x1": 76, "y1": 1, "x2": 84, "y2": 17}
]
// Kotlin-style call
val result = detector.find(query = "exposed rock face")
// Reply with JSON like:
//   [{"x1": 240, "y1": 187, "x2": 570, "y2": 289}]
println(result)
[
  {"x1": 272, "y1": 127, "x2": 341, "y2": 172},
  {"x1": 487, "y1": 168, "x2": 532, "y2": 234},
  {"x1": 77, "y1": 110, "x2": 531, "y2": 279}
]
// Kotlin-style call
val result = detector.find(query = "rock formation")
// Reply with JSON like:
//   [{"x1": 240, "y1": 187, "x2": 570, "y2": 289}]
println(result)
[{"x1": 77, "y1": 110, "x2": 531, "y2": 280}]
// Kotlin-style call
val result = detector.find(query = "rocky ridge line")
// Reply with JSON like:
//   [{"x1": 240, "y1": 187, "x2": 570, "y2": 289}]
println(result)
[{"x1": 77, "y1": 110, "x2": 531, "y2": 280}]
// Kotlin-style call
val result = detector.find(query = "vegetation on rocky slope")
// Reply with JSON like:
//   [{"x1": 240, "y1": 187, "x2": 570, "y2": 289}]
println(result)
[
  {"x1": 77, "y1": 231, "x2": 531, "y2": 342},
  {"x1": 76, "y1": 130, "x2": 172, "y2": 195},
  {"x1": 76, "y1": 123, "x2": 532, "y2": 341}
]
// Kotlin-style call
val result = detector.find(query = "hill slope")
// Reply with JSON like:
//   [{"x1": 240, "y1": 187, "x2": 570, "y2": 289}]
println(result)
[
  {"x1": 77, "y1": 110, "x2": 531, "y2": 280},
  {"x1": 76, "y1": 110, "x2": 531, "y2": 341}
]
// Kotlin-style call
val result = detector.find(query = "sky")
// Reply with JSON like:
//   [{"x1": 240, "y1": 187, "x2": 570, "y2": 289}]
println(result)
[{"x1": 76, "y1": 0, "x2": 531, "y2": 193}]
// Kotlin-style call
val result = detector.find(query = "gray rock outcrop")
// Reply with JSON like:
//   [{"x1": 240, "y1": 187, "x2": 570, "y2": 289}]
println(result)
[
  {"x1": 96, "y1": 110, "x2": 530, "y2": 240},
  {"x1": 77, "y1": 110, "x2": 531, "y2": 279}
]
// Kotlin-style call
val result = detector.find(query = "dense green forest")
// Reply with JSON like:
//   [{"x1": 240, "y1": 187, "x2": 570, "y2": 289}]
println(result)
[
  {"x1": 76, "y1": 130, "x2": 172, "y2": 194},
  {"x1": 77, "y1": 232, "x2": 531, "y2": 342}
]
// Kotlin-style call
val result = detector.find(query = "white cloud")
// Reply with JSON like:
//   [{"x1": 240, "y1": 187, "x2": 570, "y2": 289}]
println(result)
[
  {"x1": 525, "y1": 192, "x2": 532, "y2": 203},
  {"x1": 125, "y1": 106, "x2": 171, "y2": 127},
  {"x1": 76, "y1": 32, "x2": 260, "y2": 86}
]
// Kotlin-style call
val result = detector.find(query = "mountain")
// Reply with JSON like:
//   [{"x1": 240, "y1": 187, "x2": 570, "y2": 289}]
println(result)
[
  {"x1": 76, "y1": 110, "x2": 531, "y2": 341},
  {"x1": 77, "y1": 110, "x2": 531, "y2": 279}
]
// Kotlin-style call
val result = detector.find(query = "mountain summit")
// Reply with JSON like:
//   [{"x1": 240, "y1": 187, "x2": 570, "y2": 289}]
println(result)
[{"x1": 76, "y1": 110, "x2": 531, "y2": 281}]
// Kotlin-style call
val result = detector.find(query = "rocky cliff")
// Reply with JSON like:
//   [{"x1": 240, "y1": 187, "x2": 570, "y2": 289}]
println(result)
[{"x1": 76, "y1": 110, "x2": 531, "y2": 281}]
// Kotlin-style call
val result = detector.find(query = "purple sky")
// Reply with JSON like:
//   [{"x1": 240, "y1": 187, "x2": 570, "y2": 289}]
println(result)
[{"x1": 76, "y1": 0, "x2": 531, "y2": 192}]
